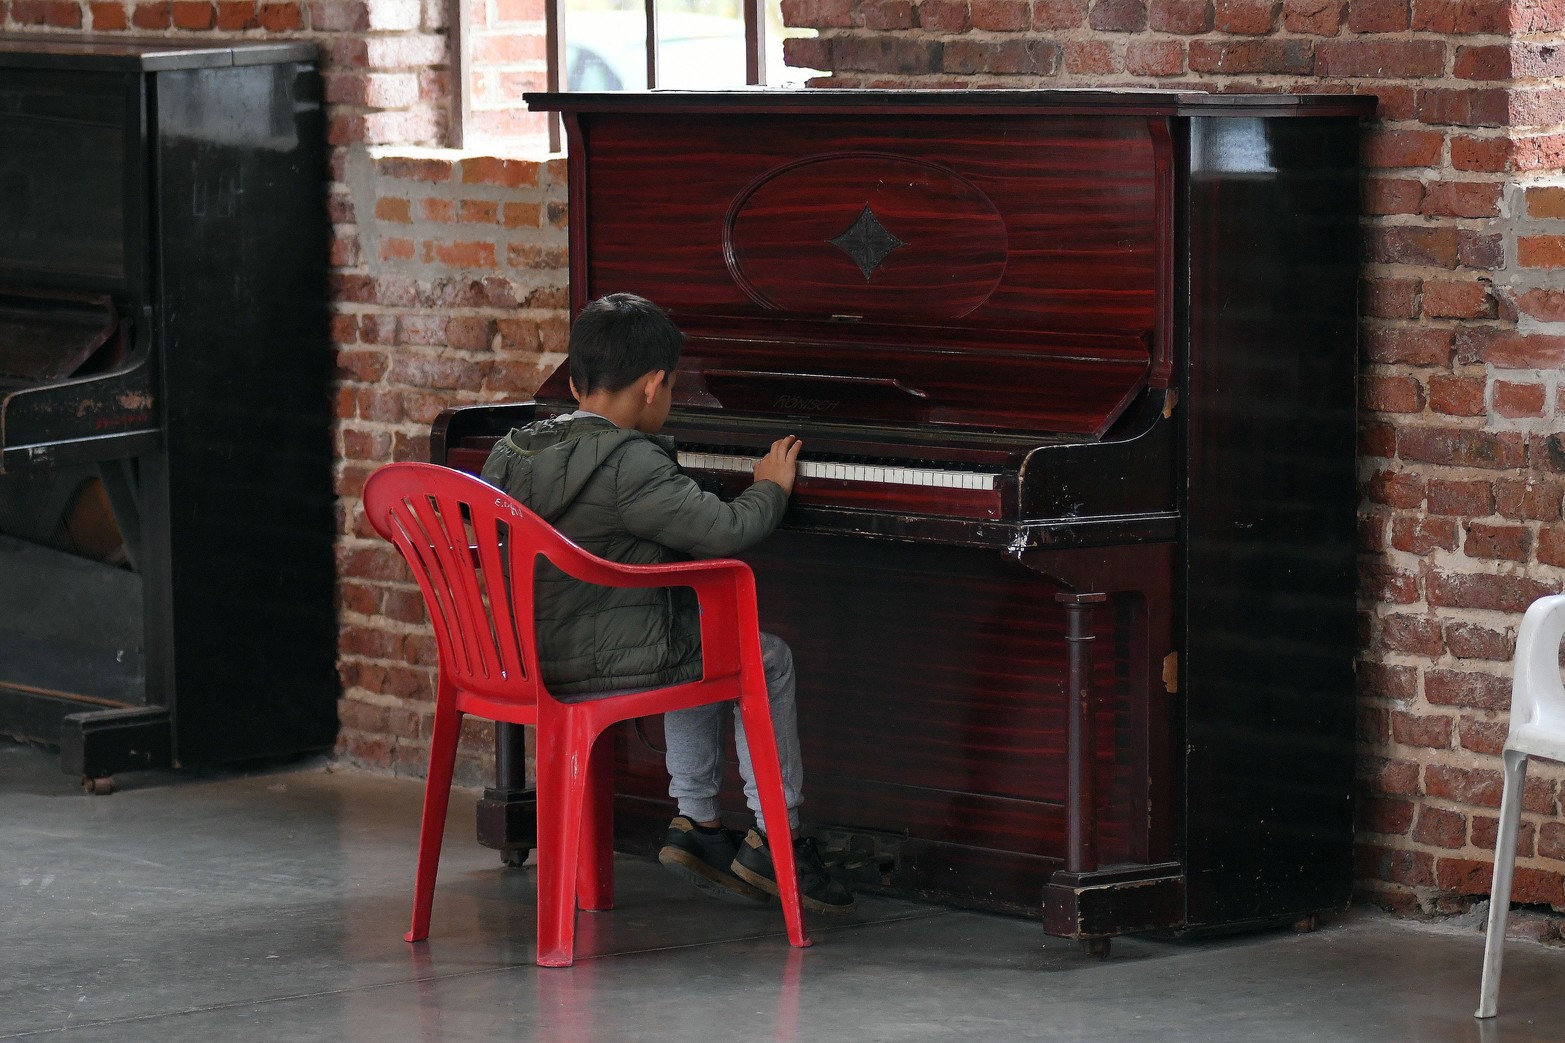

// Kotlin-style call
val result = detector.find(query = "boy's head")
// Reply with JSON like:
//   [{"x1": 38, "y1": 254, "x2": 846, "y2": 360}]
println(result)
[{"x1": 568, "y1": 293, "x2": 683, "y2": 397}]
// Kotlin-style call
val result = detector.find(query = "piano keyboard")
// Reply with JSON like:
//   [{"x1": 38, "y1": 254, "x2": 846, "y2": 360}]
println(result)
[{"x1": 678, "y1": 450, "x2": 1001, "y2": 491}]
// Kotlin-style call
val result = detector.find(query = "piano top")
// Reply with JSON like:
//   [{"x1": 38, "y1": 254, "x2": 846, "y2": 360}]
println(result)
[
  {"x1": 0, "y1": 34, "x2": 314, "y2": 71},
  {"x1": 526, "y1": 88, "x2": 1378, "y2": 118}
]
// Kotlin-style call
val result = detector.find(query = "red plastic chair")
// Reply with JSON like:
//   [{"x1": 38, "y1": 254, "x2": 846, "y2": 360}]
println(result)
[{"x1": 362, "y1": 462, "x2": 811, "y2": 967}]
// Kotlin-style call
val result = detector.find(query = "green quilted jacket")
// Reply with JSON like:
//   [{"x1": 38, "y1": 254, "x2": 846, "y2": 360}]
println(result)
[{"x1": 481, "y1": 413, "x2": 787, "y2": 695}]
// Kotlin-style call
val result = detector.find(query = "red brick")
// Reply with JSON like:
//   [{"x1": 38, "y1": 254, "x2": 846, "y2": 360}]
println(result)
[
  {"x1": 1458, "y1": 716, "x2": 1509, "y2": 755},
  {"x1": 1454, "y1": 44, "x2": 1510, "y2": 80},
  {"x1": 419, "y1": 198, "x2": 455, "y2": 222},
  {"x1": 943, "y1": 39, "x2": 1060, "y2": 74},
  {"x1": 1362, "y1": 796, "x2": 1415, "y2": 836},
  {"x1": 1455, "y1": 328, "x2": 1565, "y2": 369},
  {"x1": 1536, "y1": 435, "x2": 1565, "y2": 477},
  {"x1": 1526, "y1": 186, "x2": 1565, "y2": 219},
  {"x1": 1360, "y1": 661, "x2": 1419, "y2": 700},
  {"x1": 1426, "y1": 762, "x2": 1504, "y2": 806},
  {"x1": 1413, "y1": 806, "x2": 1467, "y2": 848},
  {"x1": 1282, "y1": 0, "x2": 1342, "y2": 32},
  {"x1": 1417, "y1": 88, "x2": 1508, "y2": 129},
  {"x1": 1422, "y1": 279, "x2": 1493, "y2": 319},
  {"x1": 1514, "y1": 0, "x2": 1565, "y2": 31},
  {"x1": 1213, "y1": 0, "x2": 1275, "y2": 32},
  {"x1": 1362, "y1": 420, "x2": 1397, "y2": 458},
  {"x1": 1031, "y1": 0, "x2": 1088, "y2": 26},
  {"x1": 831, "y1": 36, "x2": 944, "y2": 73},
  {"x1": 1126, "y1": 40, "x2": 1185, "y2": 75},
  {"x1": 1148, "y1": 0, "x2": 1211, "y2": 31},
  {"x1": 1421, "y1": 181, "x2": 1502, "y2": 218},
  {"x1": 1509, "y1": 287, "x2": 1565, "y2": 323},
  {"x1": 1445, "y1": 621, "x2": 1515, "y2": 660},
  {"x1": 1363, "y1": 756, "x2": 1421, "y2": 796},
  {"x1": 1362, "y1": 373, "x2": 1425, "y2": 413},
  {"x1": 1475, "y1": 816, "x2": 1533, "y2": 856},
  {"x1": 1429, "y1": 570, "x2": 1559, "y2": 612},
  {"x1": 459, "y1": 199, "x2": 500, "y2": 224},
  {"x1": 1363, "y1": 277, "x2": 1420, "y2": 318},
  {"x1": 1515, "y1": 133, "x2": 1565, "y2": 173},
  {"x1": 131, "y1": 1, "x2": 170, "y2": 26},
  {"x1": 1459, "y1": 230, "x2": 1504, "y2": 271},
  {"x1": 1390, "y1": 514, "x2": 1459, "y2": 553},
  {"x1": 378, "y1": 156, "x2": 453, "y2": 183},
  {"x1": 1368, "y1": 225, "x2": 1458, "y2": 268},
  {"x1": 1063, "y1": 39, "x2": 1122, "y2": 73},
  {"x1": 1089, "y1": 0, "x2": 1147, "y2": 29},
  {"x1": 1187, "y1": 39, "x2": 1313, "y2": 73},
  {"x1": 1451, "y1": 134, "x2": 1511, "y2": 173},
  {"x1": 1426, "y1": 375, "x2": 1485, "y2": 417},
  {"x1": 1364, "y1": 130, "x2": 1444, "y2": 168},
  {"x1": 1361, "y1": 560, "x2": 1421, "y2": 602},
  {"x1": 1520, "y1": 236, "x2": 1565, "y2": 269},
  {"x1": 1541, "y1": 525, "x2": 1565, "y2": 567},
  {"x1": 1398, "y1": 427, "x2": 1526, "y2": 469},
  {"x1": 216, "y1": 0, "x2": 258, "y2": 25},
  {"x1": 90, "y1": 1, "x2": 128, "y2": 26},
  {"x1": 861, "y1": 0, "x2": 913, "y2": 26},
  {"x1": 1512, "y1": 867, "x2": 1565, "y2": 907},
  {"x1": 1493, "y1": 382, "x2": 1546, "y2": 418},
  {"x1": 1411, "y1": 0, "x2": 1507, "y2": 31},
  {"x1": 919, "y1": 0, "x2": 971, "y2": 28},
  {"x1": 1539, "y1": 822, "x2": 1565, "y2": 861},
  {"x1": 1392, "y1": 707, "x2": 1454, "y2": 747},
  {"x1": 374, "y1": 196, "x2": 411, "y2": 223},
  {"x1": 444, "y1": 317, "x2": 493, "y2": 351},
  {"x1": 971, "y1": 0, "x2": 1030, "y2": 27},
  {"x1": 1379, "y1": 614, "x2": 1445, "y2": 657},
  {"x1": 1363, "y1": 326, "x2": 1453, "y2": 366},
  {"x1": 1363, "y1": 177, "x2": 1424, "y2": 215},
  {"x1": 1368, "y1": 469, "x2": 1426, "y2": 508},
  {"x1": 1316, "y1": 39, "x2": 1444, "y2": 78},
  {"x1": 1347, "y1": 0, "x2": 1408, "y2": 30},
  {"x1": 1464, "y1": 520, "x2": 1532, "y2": 561},
  {"x1": 171, "y1": 1, "x2": 215, "y2": 26},
  {"x1": 1434, "y1": 856, "x2": 1491, "y2": 895},
  {"x1": 378, "y1": 238, "x2": 414, "y2": 262}
]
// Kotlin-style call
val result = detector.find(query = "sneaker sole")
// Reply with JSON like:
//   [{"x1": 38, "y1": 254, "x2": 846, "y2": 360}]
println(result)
[
  {"x1": 731, "y1": 860, "x2": 856, "y2": 916},
  {"x1": 658, "y1": 847, "x2": 770, "y2": 904}
]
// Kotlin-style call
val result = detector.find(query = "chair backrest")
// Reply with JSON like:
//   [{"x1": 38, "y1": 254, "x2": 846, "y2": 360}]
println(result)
[
  {"x1": 1511, "y1": 594, "x2": 1565, "y2": 737},
  {"x1": 362, "y1": 462, "x2": 596, "y2": 708}
]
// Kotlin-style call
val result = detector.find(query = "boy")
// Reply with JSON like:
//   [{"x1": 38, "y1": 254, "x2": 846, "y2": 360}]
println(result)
[{"x1": 481, "y1": 292, "x2": 853, "y2": 915}]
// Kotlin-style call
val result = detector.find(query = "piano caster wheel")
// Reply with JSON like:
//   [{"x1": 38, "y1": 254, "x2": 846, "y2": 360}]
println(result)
[
  {"x1": 1079, "y1": 937, "x2": 1111, "y2": 960},
  {"x1": 501, "y1": 848, "x2": 532, "y2": 868},
  {"x1": 82, "y1": 775, "x2": 115, "y2": 796},
  {"x1": 1292, "y1": 914, "x2": 1319, "y2": 934}
]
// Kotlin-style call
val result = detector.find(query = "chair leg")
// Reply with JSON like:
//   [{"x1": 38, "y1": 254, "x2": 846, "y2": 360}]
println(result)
[
  {"x1": 576, "y1": 728, "x2": 616, "y2": 912},
  {"x1": 736, "y1": 689, "x2": 811, "y2": 950},
  {"x1": 1477, "y1": 747, "x2": 1528, "y2": 1019},
  {"x1": 405, "y1": 699, "x2": 463, "y2": 944},
  {"x1": 534, "y1": 713, "x2": 594, "y2": 967}
]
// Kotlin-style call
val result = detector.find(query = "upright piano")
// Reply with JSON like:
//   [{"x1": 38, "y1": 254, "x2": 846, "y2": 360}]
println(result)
[
  {"x1": 433, "y1": 89, "x2": 1372, "y2": 945},
  {"x1": 0, "y1": 37, "x2": 338, "y2": 782}
]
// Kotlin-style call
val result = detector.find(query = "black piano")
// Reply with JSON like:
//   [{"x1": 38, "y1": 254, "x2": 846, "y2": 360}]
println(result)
[
  {"x1": 0, "y1": 37, "x2": 338, "y2": 783},
  {"x1": 433, "y1": 89, "x2": 1373, "y2": 946}
]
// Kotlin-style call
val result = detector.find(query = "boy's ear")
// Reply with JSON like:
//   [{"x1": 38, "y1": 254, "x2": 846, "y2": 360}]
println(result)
[
  {"x1": 642, "y1": 370, "x2": 668, "y2": 403},
  {"x1": 568, "y1": 378, "x2": 582, "y2": 402}
]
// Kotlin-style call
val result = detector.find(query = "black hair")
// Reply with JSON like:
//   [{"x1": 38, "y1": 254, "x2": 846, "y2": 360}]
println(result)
[{"x1": 568, "y1": 293, "x2": 684, "y2": 395}]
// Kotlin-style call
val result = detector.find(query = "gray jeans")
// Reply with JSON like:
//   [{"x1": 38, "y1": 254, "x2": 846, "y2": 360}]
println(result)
[{"x1": 663, "y1": 632, "x2": 803, "y2": 835}]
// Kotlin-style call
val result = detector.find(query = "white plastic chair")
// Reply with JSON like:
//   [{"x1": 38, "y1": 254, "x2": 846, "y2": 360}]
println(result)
[{"x1": 1476, "y1": 593, "x2": 1565, "y2": 1019}]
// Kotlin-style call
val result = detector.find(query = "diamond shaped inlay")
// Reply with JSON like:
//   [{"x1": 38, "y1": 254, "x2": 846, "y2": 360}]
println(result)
[{"x1": 829, "y1": 205, "x2": 905, "y2": 280}]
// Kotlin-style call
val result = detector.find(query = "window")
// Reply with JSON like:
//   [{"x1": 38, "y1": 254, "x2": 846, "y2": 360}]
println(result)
[{"x1": 455, "y1": 0, "x2": 820, "y2": 150}]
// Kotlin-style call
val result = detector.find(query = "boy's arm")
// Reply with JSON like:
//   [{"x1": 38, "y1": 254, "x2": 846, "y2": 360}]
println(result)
[{"x1": 615, "y1": 441, "x2": 789, "y2": 559}]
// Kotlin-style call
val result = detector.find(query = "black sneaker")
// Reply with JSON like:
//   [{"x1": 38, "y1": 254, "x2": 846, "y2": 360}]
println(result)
[
  {"x1": 731, "y1": 828, "x2": 856, "y2": 915},
  {"x1": 658, "y1": 816, "x2": 769, "y2": 904}
]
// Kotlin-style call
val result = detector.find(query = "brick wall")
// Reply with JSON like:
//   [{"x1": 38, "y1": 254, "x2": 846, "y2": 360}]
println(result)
[{"x1": 779, "y1": 0, "x2": 1565, "y2": 917}]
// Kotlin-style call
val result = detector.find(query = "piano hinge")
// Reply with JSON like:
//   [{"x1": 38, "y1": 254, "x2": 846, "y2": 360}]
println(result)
[{"x1": 1162, "y1": 652, "x2": 1179, "y2": 694}]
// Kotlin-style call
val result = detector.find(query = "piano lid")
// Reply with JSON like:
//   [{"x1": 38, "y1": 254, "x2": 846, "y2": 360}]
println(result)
[{"x1": 555, "y1": 102, "x2": 1173, "y2": 439}]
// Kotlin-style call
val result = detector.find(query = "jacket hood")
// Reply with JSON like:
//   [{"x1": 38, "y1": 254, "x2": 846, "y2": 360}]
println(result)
[{"x1": 492, "y1": 415, "x2": 656, "y2": 522}]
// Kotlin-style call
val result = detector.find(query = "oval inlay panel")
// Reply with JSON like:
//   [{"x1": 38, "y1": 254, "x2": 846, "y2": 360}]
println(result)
[{"x1": 724, "y1": 153, "x2": 1008, "y2": 319}]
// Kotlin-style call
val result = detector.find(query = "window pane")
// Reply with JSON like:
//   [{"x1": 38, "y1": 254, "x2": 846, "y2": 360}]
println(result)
[
  {"x1": 565, "y1": 1, "x2": 648, "y2": 90},
  {"x1": 655, "y1": 0, "x2": 744, "y2": 88}
]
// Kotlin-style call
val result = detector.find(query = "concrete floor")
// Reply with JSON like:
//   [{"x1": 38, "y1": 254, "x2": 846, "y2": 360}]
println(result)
[{"x1": 4, "y1": 740, "x2": 1565, "y2": 1042}]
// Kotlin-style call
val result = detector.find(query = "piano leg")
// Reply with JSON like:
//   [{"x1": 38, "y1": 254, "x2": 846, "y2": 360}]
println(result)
[
  {"x1": 477, "y1": 722, "x2": 537, "y2": 866},
  {"x1": 1058, "y1": 591, "x2": 1109, "y2": 877}
]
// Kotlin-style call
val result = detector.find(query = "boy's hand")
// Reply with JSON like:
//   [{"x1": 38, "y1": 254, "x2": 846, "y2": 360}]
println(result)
[{"x1": 753, "y1": 435, "x2": 802, "y2": 496}]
